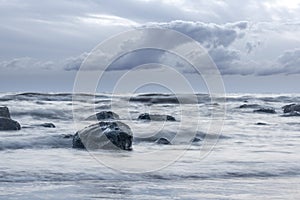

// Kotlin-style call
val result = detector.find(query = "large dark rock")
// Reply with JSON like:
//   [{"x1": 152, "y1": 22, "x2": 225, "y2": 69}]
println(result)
[
  {"x1": 282, "y1": 104, "x2": 300, "y2": 113},
  {"x1": 86, "y1": 111, "x2": 120, "y2": 121},
  {"x1": 253, "y1": 108, "x2": 276, "y2": 114},
  {"x1": 138, "y1": 113, "x2": 176, "y2": 121},
  {"x1": 0, "y1": 106, "x2": 21, "y2": 131},
  {"x1": 73, "y1": 121, "x2": 133, "y2": 151},
  {"x1": 0, "y1": 117, "x2": 21, "y2": 131},
  {"x1": 0, "y1": 106, "x2": 10, "y2": 118}
]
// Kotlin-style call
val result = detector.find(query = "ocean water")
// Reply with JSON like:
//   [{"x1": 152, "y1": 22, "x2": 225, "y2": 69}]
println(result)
[{"x1": 0, "y1": 92, "x2": 299, "y2": 199}]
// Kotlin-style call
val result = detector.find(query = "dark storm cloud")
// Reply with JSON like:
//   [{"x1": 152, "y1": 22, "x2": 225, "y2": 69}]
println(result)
[
  {"x1": 144, "y1": 20, "x2": 248, "y2": 49},
  {"x1": 61, "y1": 20, "x2": 249, "y2": 72}
]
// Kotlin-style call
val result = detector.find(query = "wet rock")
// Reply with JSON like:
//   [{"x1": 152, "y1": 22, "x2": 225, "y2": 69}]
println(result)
[
  {"x1": 281, "y1": 111, "x2": 300, "y2": 117},
  {"x1": 0, "y1": 106, "x2": 10, "y2": 118},
  {"x1": 62, "y1": 134, "x2": 73, "y2": 139},
  {"x1": 282, "y1": 104, "x2": 300, "y2": 113},
  {"x1": 0, "y1": 106, "x2": 21, "y2": 131},
  {"x1": 39, "y1": 123, "x2": 56, "y2": 128},
  {"x1": 239, "y1": 104, "x2": 260, "y2": 109},
  {"x1": 256, "y1": 122, "x2": 268, "y2": 126},
  {"x1": 0, "y1": 118, "x2": 21, "y2": 131},
  {"x1": 253, "y1": 108, "x2": 276, "y2": 114},
  {"x1": 155, "y1": 138, "x2": 171, "y2": 145},
  {"x1": 138, "y1": 113, "x2": 176, "y2": 121},
  {"x1": 191, "y1": 137, "x2": 202, "y2": 142},
  {"x1": 73, "y1": 121, "x2": 133, "y2": 151},
  {"x1": 86, "y1": 111, "x2": 120, "y2": 121}
]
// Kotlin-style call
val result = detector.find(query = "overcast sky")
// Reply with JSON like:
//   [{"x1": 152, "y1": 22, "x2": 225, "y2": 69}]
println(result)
[{"x1": 1, "y1": 0, "x2": 300, "y2": 93}]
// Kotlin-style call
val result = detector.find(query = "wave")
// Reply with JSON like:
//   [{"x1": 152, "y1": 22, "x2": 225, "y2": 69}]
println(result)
[
  {"x1": 0, "y1": 130, "x2": 231, "y2": 151},
  {"x1": 0, "y1": 135, "x2": 73, "y2": 151},
  {"x1": 1, "y1": 93, "x2": 300, "y2": 106},
  {"x1": 12, "y1": 109, "x2": 72, "y2": 120},
  {"x1": 1, "y1": 168, "x2": 298, "y2": 183},
  {"x1": 0, "y1": 93, "x2": 111, "y2": 102},
  {"x1": 134, "y1": 131, "x2": 230, "y2": 144}
]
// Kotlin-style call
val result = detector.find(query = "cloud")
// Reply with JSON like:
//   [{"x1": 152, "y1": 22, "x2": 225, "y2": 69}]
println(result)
[
  {"x1": 0, "y1": 57, "x2": 55, "y2": 71},
  {"x1": 64, "y1": 53, "x2": 89, "y2": 71},
  {"x1": 254, "y1": 48, "x2": 300, "y2": 76},
  {"x1": 0, "y1": 53, "x2": 89, "y2": 72},
  {"x1": 277, "y1": 48, "x2": 300, "y2": 72},
  {"x1": 144, "y1": 20, "x2": 248, "y2": 49}
]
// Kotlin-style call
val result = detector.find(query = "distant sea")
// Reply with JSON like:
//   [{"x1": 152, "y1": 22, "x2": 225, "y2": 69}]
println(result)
[{"x1": 0, "y1": 92, "x2": 299, "y2": 199}]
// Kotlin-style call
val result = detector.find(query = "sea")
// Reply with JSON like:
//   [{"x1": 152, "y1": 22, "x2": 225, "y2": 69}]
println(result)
[{"x1": 0, "y1": 92, "x2": 299, "y2": 200}]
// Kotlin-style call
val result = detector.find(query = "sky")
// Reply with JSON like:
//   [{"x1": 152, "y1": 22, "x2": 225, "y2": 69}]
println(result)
[{"x1": 0, "y1": 0, "x2": 300, "y2": 93}]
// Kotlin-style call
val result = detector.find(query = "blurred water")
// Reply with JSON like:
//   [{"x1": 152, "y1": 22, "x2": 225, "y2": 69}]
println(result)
[{"x1": 0, "y1": 93, "x2": 299, "y2": 199}]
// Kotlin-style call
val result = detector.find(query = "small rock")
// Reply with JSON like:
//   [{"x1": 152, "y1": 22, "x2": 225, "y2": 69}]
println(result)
[
  {"x1": 239, "y1": 104, "x2": 260, "y2": 109},
  {"x1": 155, "y1": 138, "x2": 171, "y2": 145},
  {"x1": 282, "y1": 104, "x2": 300, "y2": 113},
  {"x1": 256, "y1": 122, "x2": 268, "y2": 126},
  {"x1": 253, "y1": 108, "x2": 276, "y2": 114},
  {"x1": 39, "y1": 123, "x2": 56, "y2": 128},
  {"x1": 138, "y1": 113, "x2": 176, "y2": 121},
  {"x1": 62, "y1": 134, "x2": 73, "y2": 139},
  {"x1": 281, "y1": 111, "x2": 300, "y2": 117},
  {"x1": 86, "y1": 111, "x2": 120, "y2": 121},
  {"x1": 192, "y1": 137, "x2": 202, "y2": 142}
]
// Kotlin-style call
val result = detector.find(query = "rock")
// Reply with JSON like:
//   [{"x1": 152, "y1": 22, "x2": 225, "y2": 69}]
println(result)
[
  {"x1": 138, "y1": 113, "x2": 176, "y2": 121},
  {"x1": 86, "y1": 111, "x2": 120, "y2": 121},
  {"x1": 239, "y1": 104, "x2": 260, "y2": 109},
  {"x1": 253, "y1": 108, "x2": 276, "y2": 114},
  {"x1": 0, "y1": 117, "x2": 21, "y2": 131},
  {"x1": 0, "y1": 106, "x2": 21, "y2": 131},
  {"x1": 282, "y1": 104, "x2": 300, "y2": 113},
  {"x1": 73, "y1": 121, "x2": 133, "y2": 151},
  {"x1": 0, "y1": 106, "x2": 10, "y2": 118},
  {"x1": 39, "y1": 123, "x2": 56, "y2": 128},
  {"x1": 155, "y1": 138, "x2": 171, "y2": 145},
  {"x1": 281, "y1": 111, "x2": 300, "y2": 117},
  {"x1": 191, "y1": 137, "x2": 202, "y2": 142},
  {"x1": 256, "y1": 122, "x2": 268, "y2": 126},
  {"x1": 62, "y1": 134, "x2": 73, "y2": 139}
]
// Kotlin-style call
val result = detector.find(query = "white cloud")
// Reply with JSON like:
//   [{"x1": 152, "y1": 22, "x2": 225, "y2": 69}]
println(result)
[{"x1": 0, "y1": 57, "x2": 54, "y2": 71}]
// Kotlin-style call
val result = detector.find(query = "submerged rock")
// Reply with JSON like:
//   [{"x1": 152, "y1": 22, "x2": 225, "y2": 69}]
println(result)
[
  {"x1": 282, "y1": 104, "x2": 300, "y2": 113},
  {"x1": 239, "y1": 104, "x2": 260, "y2": 109},
  {"x1": 0, "y1": 106, "x2": 21, "y2": 131},
  {"x1": 39, "y1": 123, "x2": 56, "y2": 128},
  {"x1": 253, "y1": 108, "x2": 276, "y2": 114},
  {"x1": 281, "y1": 111, "x2": 300, "y2": 117},
  {"x1": 256, "y1": 122, "x2": 268, "y2": 126},
  {"x1": 191, "y1": 137, "x2": 202, "y2": 142},
  {"x1": 155, "y1": 138, "x2": 171, "y2": 145},
  {"x1": 137, "y1": 113, "x2": 176, "y2": 121},
  {"x1": 86, "y1": 111, "x2": 120, "y2": 121},
  {"x1": 73, "y1": 121, "x2": 133, "y2": 151}
]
